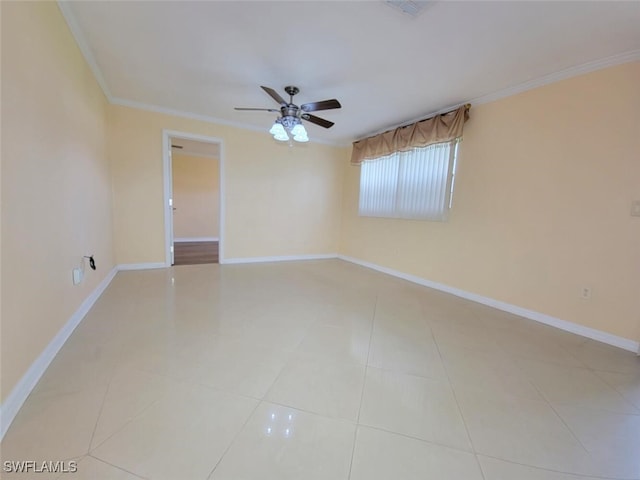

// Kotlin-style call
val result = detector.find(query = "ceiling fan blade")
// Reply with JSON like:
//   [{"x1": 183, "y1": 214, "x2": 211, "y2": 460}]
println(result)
[
  {"x1": 301, "y1": 113, "x2": 334, "y2": 129},
  {"x1": 234, "y1": 107, "x2": 280, "y2": 112},
  {"x1": 300, "y1": 99, "x2": 341, "y2": 112},
  {"x1": 260, "y1": 86, "x2": 287, "y2": 106}
]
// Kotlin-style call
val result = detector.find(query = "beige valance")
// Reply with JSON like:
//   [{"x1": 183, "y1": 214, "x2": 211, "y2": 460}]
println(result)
[{"x1": 351, "y1": 104, "x2": 470, "y2": 165}]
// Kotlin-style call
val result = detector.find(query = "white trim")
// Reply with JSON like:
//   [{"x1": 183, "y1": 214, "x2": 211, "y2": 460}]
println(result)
[
  {"x1": 470, "y1": 49, "x2": 640, "y2": 108},
  {"x1": 115, "y1": 98, "x2": 341, "y2": 147},
  {"x1": 119, "y1": 98, "x2": 266, "y2": 135},
  {"x1": 57, "y1": 0, "x2": 639, "y2": 147},
  {"x1": 174, "y1": 237, "x2": 219, "y2": 243},
  {"x1": 163, "y1": 130, "x2": 226, "y2": 267},
  {"x1": 222, "y1": 253, "x2": 338, "y2": 265},
  {"x1": 355, "y1": 50, "x2": 640, "y2": 142},
  {"x1": 57, "y1": 2, "x2": 112, "y2": 100},
  {"x1": 0, "y1": 267, "x2": 118, "y2": 440},
  {"x1": 117, "y1": 263, "x2": 166, "y2": 271},
  {"x1": 338, "y1": 255, "x2": 639, "y2": 353}
]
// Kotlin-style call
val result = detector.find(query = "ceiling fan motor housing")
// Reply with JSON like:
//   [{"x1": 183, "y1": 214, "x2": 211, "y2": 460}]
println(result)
[
  {"x1": 282, "y1": 105, "x2": 301, "y2": 118},
  {"x1": 284, "y1": 86, "x2": 300, "y2": 97}
]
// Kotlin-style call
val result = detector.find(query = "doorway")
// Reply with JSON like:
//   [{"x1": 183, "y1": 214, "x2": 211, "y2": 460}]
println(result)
[{"x1": 163, "y1": 131, "x2": 224, "y2": 266}]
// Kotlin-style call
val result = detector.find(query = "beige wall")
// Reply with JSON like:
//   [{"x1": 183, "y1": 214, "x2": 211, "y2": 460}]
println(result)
[
  {"x1": 341, "y1": 62, "x2": 640, "y2": 342},
  {"x1": 109, "y1": 105, "x2": 344, "y2": 263},
  {"x1": 1, "y1": 2, "x2": 114, "y2": 402},
  {"x1": 172, "y1": 153, "x2": 220, "y2": 239}
]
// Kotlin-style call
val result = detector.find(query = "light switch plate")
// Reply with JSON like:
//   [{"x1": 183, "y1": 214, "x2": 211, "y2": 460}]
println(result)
[
  {"x1": 72, "y1": 268, "x2": 83, "y2": 285},
  {"x1": 631, "y1": 200, "x2": 640, "y2": 217}
]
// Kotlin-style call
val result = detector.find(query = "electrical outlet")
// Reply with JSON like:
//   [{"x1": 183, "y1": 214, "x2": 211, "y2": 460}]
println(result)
[
  {"x1": 631, "y1": 200, "x2": 640, "y2": 217},
  {"x1": 581, "y1": 287, "x2": 592, "y2": 299}
]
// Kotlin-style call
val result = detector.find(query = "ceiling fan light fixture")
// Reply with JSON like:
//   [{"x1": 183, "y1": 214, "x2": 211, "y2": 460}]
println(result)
[
  {"x1": 291, "y1": 123, "x2": 306, "y2": 137},
  {"x1": 273, "y1": 124, "x2": 289, "y2": 141},
  {"x1": 237, "y1": 85, "x2": 341, "y2": 144},
  {"x1": 269, "y1": 121, "x2": 285, "y2": 136},
  {"x1": 270, "y1": 121, "x2": 290, "y2": 140}
]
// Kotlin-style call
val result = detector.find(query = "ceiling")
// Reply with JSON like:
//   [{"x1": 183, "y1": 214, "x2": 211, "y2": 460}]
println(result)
[{"x1": 61, "y1": 1, "x2": 640, "y2": 145}]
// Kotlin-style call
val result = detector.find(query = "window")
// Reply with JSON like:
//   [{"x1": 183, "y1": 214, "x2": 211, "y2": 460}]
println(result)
[{"x1": 358, "y1": 140, "x2": 459, "y2": 221}]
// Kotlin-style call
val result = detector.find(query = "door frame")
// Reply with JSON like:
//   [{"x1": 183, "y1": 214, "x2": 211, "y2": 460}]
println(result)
[{"x1": 162, "y1": 129, "x2": 225, "y2": 266}]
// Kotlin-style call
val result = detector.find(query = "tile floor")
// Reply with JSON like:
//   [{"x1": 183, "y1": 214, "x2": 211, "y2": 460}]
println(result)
[{"x1": 2, "y1": 259, "x2": 639, "y2": 479}]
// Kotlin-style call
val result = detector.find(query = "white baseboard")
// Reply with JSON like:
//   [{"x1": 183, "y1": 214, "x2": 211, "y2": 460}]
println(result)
[
  {"x1": 0, "y1": 266, "x2": 118, "y2": 440},
  {"x1": 174, "y1": 237, "x2": 219, "y2": 242},
  {"x1": 222, "y1": 253, "x2": 338, "y2": 265},
  {"x1": 338, "y1": 255, "x2": 639, "y2": 353},
  {"x1": 117, "y1": 262, "x2": 166, "y2": 271}
]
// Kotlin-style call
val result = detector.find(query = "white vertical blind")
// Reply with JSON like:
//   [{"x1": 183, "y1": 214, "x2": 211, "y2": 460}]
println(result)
[
  {"x1": 358, "y1": 141, "x2": 456, "y2": 221},
  {"x1": 358, "y1": 154, "x2": 399, "y2": 217}
]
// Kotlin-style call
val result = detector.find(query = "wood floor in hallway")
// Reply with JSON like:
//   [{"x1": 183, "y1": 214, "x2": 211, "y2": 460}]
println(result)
[{"x1": 173, "y1": 241, "x2": 218, "y2": 265}]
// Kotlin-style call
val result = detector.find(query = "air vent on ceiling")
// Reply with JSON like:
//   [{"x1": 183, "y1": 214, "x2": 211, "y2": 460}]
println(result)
[{"x1": 384, "y1": 1, "x2": 431, "y2": 17}]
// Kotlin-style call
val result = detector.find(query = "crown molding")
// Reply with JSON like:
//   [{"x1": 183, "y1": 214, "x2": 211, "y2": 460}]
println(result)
[
  {"x1": 57, "y1": 1, "x2": 112, "y2": 100},
  {"x1": 470, "y1": 49, "x2": 640, "y2": 107},
  {"x1": 354, "y1": 49, "x2": 640, "y2": 142},
  {"x1": 111, "y1": 97, "x2": 267, "y2": 134},
  {"x1": 58, "y1": 1, "x2": 638, "y2": 148},
  {"x1": 110, "y1": 97, "x2": 343, "y2": 147}
]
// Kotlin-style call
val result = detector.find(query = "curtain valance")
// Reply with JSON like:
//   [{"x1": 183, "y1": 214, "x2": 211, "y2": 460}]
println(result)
[{"x1": 351, "y1": 104, "x2": 470, "y2": 165}]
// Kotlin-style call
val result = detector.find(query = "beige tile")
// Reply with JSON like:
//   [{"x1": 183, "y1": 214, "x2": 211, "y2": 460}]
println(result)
[
  {"x1": 374, "y1": 298, "x2": 433, "y2": 342},
  {"x1": 368, "y1": 329, "x2": 446, "y2": 380},
  {"x1": 221, "y1": 321, "x2": 311, "y2": 352},
  {"x1": 359, "y1": 367, "x2": 471, "y2": 451},
  {"x1": 191, "y1": 336, "x2": 290, "y2": 399},
  {"x1": 1, "y1": 387, "x2": 106, "y2": 462},
  {"x1": 594, "y1": 369, "x2": 640, "y2": 409},
  {"x1": 316, "y1": 298, "x2": 375, "y2": 330},
  {"x1": 350, "y1": 426, "x2": 483, "y2": 480},
  {"x1": 117, "y1": 337, "x2": 203, "y2": 383},
  {"x1": 430, "y1": 319, "x2": 502, "y2": 353},
  {"x1": 375, "y1": 296, "x2": 425, "y2": 326},
  {"x1": 554, "y1": 405, "x2": 640, "y2": 479},
  {"x1": 568, "y1": 340, "x2": 640, "y2": 374},
  {"x1": 517, "y1": 359, "x2": 639, "y2": 413},
  {"x1": 494, "y1": 330, "x2": 585, "y2": 367},
  {"x1": 266, "y1": 355, "x2": 366, "y2": 421},
  {"x1": 294, "y1": 322, "x2": 370, "y2": 365},
  {"x1": 91, "y1": 367, "x2": 178, "y2": 449},
  {"x1": 455, "y1": 387, "x2": 598, "y2": 476},
  {"x1": 439, "y1": 342, "x2": 543, "y2": 400},
  {"x1": 478, "y1": 456, "x2": 599, "y2": 480},
  {"x1": 29, "y1": 339, "x2": 121, "y2": 399},
  {"x1": 7, "y1": 261, "x2": 639, "y2": 479},
  {"x1": 92, "y1": 383, "x2": 257, "y2": 480},
  {"x1": 60, "y1": 456, "x2": 143, "y2": 479},
  {"x1": 209, "y1": 402, "x2": 355, "y2": 480}
]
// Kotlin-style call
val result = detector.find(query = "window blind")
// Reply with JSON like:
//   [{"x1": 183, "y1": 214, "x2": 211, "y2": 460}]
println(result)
[{"x1": 358, "y1": 141, "x2": 457, "y2": 221}]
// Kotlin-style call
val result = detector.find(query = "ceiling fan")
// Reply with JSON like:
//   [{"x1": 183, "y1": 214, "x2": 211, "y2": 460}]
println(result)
[{"x1": 235, "y1": 86, "x2": 341, "y2": 142}]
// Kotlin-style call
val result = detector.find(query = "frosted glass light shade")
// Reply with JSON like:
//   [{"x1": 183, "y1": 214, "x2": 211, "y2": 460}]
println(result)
[
  {"x1": 270, "y1": 122, "x2": 286, "y2": 136},
  {"x1": 274, "y1": 131, "x2": 289, "y2": 141},
  {"x1": 291, "y1": 124, "x2": 306, "y2": 137}
]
